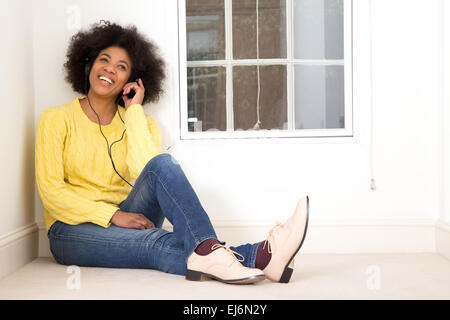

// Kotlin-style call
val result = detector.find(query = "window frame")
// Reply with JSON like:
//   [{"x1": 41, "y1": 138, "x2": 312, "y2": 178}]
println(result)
[{"x1": 178, "y1": 0, "x2": 353, "y2": 140}]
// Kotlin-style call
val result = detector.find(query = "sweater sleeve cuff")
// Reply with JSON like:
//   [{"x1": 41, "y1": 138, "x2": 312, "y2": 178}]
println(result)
[{"x1": 91, "y1": 205, "x2": 119, "y2": 228}]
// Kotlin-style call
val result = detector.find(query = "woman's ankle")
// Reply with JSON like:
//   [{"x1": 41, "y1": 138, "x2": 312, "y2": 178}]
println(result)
[
  {"x1": 194, "y1": 238, "x2": 220, "y2": 256},
  {"x1": 255, "y1": 241, "x2": 272, "y2": 270}
]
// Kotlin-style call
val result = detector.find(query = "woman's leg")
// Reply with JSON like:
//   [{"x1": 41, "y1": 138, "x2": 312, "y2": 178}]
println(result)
[
  {"x1": 120, "y1": 153, "x2": 266, "y2": 267},
  {"x1": 118, "y1": 153, "x2": 264, "y2": 283},
  {"x1": 117, "y1": 153, "x2": 308, "y2": 283},
  {"x1": 48, "y1": 221, "x2": 188, "y2": 275}
]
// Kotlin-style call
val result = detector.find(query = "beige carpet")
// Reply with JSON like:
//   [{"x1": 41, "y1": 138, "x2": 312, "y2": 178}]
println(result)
[{"x1": 0, "y1": 253, "x2": 449, "y2": 300}]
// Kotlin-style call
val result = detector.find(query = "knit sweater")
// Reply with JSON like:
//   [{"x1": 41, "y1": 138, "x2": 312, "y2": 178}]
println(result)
[{"x1": 35, "y1": 98, "x2": 162, "y2": 232}]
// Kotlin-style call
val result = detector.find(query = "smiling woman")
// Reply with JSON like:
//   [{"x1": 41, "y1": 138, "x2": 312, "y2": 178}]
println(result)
[
  {"x1": 64, "y1": 20, "x2": 166, "y2": 106},
  {"x1": 35, "y1": 20, "x2": 310, "y2": 285},
  {"x1": 96, "y1": 51, "x2": 129, "y2": 86},
  {"x1": 85, "y1": 46, "x2": 134, "y2": 114}
]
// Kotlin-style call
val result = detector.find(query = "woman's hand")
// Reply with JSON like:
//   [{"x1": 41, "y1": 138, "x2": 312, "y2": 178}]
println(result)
[
  {"x1": 110, "y1": 210, "x2": 155, "y2": 230},
  {"x1": 122, "y1": 78, "x2": 145, "y2": 109}
]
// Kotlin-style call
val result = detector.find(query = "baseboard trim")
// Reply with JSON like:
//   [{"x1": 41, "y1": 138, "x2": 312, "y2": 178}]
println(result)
[
  {"x1": 0, "y1": 223, "x2": 38, "y2": 280},
  {"x1": 436, "y1": 220, "x2": 450, "y2": 260},
  {"x1": 37, "y1": 218, "x2": 437, "y2": 257},
  {"x1": 37, "y1": 222, "x2": 50, "y2": 258},
  {"x1": 210, "y1": 218, "x2": 437, "y2": 254}
]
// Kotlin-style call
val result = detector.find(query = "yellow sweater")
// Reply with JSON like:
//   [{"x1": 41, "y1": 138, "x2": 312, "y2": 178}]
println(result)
[{"x1": 35, "y1": 98, "x2": 162, "y2": 232}]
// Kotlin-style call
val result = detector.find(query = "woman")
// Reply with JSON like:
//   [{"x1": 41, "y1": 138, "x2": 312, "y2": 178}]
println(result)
[{"x1": 35, "y1": 21, "x2": 309, "y2": 284}]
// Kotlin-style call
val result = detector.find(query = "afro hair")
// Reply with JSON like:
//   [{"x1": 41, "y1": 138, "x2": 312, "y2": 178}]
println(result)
[{"x1": 63, "y1": 20, "x2": 166, "y2": 105}]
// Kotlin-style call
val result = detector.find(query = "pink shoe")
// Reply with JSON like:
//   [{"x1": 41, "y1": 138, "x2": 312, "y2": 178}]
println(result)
[
  {"x1": 186, "y1": 244, "x2": 265, "y2": 284},
  {"x1": 263, "y1": 196, "x2": 309, "y2": 283}
]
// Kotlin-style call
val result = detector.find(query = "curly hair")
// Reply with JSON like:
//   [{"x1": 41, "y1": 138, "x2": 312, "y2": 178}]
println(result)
[{"x1": 64, "y1": 20, "x2": 166, "y2": 105}]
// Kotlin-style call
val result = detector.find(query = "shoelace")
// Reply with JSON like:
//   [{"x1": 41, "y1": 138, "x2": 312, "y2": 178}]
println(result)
[
  {"x1": 211, "y1": 243, "x2": 245, "y2": 263},
  {"x1": 262, "y1": 221, "x2": 283, "y2": 254}
]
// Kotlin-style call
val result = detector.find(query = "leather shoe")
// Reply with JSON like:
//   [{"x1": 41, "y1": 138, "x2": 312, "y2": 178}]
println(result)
[
  {"x1": 262, "y1": 196, "x2": 309, "y2": 283},
  {"x1": 186, "y1": 244, "x2": 265, "y2": 284}
]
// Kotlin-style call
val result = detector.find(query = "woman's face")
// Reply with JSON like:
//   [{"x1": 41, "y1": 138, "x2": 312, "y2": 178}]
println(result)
[{"x1": 88, "y1": 46, "x2": 132, "y2": 99}]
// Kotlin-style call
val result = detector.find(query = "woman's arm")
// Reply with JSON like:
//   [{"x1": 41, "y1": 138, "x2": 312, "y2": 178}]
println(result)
[
  {"x1": 35, "y1": 108, "x2": 118, "y2": 228},
  {"x1": 121, "y1": 78, "x2": 162, "y2": 180},
  {"x1": 123, "y1": 104, "x2": 162, "y2": 180}
]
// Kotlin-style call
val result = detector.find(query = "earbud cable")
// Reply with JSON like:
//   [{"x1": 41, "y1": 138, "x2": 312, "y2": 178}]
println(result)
[{"x1": 86, "y1": 96, "x2": 134, "y2": 188}]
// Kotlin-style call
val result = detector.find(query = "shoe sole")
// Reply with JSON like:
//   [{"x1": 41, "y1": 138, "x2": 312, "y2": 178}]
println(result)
[
  {"x1": 185, "y1": 269, "x2": 265, "y2": 284},
  {"x1": 279, "y1": 195, "x2": 310, "y2": 283}
]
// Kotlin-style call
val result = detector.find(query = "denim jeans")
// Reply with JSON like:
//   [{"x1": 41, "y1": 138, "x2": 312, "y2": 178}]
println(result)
[{"x1": 48, "y1": 153, "x2": 261, "y2": 276}]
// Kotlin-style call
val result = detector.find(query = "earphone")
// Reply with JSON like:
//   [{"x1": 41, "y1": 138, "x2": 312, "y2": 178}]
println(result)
[{"x1": 85, "y1": 58, "x2": 134, "y2": 188}]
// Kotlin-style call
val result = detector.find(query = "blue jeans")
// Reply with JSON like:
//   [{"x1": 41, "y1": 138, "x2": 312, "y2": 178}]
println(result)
[{"x1": 48, "y1": 153, "x2": 261, "y2": 276}]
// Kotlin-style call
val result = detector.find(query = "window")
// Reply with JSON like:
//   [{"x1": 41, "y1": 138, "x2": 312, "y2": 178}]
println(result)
[{"x1": 179, "y1": 0, "x2": 353, "y2": 139}]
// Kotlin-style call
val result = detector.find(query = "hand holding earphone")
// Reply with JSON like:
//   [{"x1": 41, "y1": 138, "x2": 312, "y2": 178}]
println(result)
[{"x1": 122, "y1": 78, "x2": 145, "y2": 109}]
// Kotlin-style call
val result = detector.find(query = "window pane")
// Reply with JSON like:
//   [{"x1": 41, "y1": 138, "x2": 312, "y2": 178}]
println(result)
[
  {"x1": 293, "y1": 0, "x2": 344, "y2": 59},
  {"x1": 187, "y1": 67, "x2": 227, "y2": 132},
  {"x1": 233, "y1": 65, "x2": 287, "y2": 130},
  {"x1": 294, "y1": 65, "x2": 344, "y2": 129},
  {"x1": 233, "y1": 0, "x2": 287, "y2": 59},
  {"x1": 186, "y1": 0, "x2": 225, "y2": 61}
]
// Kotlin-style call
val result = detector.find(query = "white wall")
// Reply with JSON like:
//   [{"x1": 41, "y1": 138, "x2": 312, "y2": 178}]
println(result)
[
  {"x1": 32, "y1": 0, "x2": 445, "y2": 254},
  {"x1": 0, "y1": 0, "x2": 35, "y2": 235},
  {"x1": 367, "y1": 0, "x2": 441, "y2": 221},
  {"x1": 0, "y1": 0, "x2": 37, "y2": 278},
  {"x1": 437, "y1": 0, "x2": 450, "y2": 259},
  {"x1": 174, "y1": 0, "x2": 441, "y2": 223},
  {"x1": 442, "y1": 0, "x2": 450, "y2": 224}
]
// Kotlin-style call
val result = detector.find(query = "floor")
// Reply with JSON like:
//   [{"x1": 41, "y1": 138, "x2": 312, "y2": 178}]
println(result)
[{"x1": 0, "y1": 253, "x2": 449, "y2": 300}]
